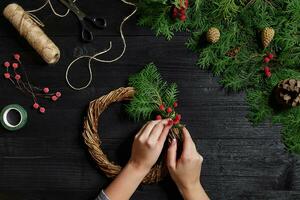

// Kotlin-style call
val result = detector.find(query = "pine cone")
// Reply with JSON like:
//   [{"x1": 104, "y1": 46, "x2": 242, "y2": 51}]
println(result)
[
  {"x1": 261, "y1": 27, "x2": 275, "y2": 48},
  {"x1": 206, "y1": 27, "x2": 220, "y2": 44},
  {"x1": 226, "y1": 47, "x2": 241, "y2": 58},
  {"x1": 274, "y1": 79, "x2": 300, "y2": 107}
]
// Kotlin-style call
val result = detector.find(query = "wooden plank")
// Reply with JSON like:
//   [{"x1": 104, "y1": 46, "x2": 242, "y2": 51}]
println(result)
[
  {"x1": 0, "y1": 137, "x2": 290, "y2": 176},
  {"x1": 0, "y1": 0, "x2": 299, "y2": 199},
  {"x1": 0, "y1": 0, "x2": 188, "y2": 37},
  {"x1": 0, "y1": 35, "x2": 197, "y2": 67}
]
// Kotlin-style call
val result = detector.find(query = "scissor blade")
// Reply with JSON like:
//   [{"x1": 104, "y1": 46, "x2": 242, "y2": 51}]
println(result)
[
  {"x1": 59, "y1": 0, "x2": 85, "y2": 18},
  {"x1": 59, "y1": 0, "x2": 73, "y2": 10}
]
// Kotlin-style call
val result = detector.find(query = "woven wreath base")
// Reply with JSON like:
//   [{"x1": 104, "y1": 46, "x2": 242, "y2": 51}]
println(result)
[{"x1": 82, "y1": 87, "x2": 168, "y2": 184}]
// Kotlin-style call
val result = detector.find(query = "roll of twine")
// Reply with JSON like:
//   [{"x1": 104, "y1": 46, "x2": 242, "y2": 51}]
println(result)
[
  {"x1": 3, "y1": 3, "x2": 60, "y2": 64},
  {"x1": 82, "y1": 87, "x2": 168, "y2": 184}
]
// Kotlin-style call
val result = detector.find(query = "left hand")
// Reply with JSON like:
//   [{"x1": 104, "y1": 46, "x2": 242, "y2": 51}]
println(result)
[{"x1": 129, "y1": 119, "x2": 172, "y2": 173}]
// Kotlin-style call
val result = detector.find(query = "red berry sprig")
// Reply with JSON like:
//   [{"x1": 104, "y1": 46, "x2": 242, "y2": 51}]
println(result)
[
  {"x1": 172, "y1": 0, "x2": 188, "y2": 22},
  {"x1": 156, "y1": 101, "x2": 182, "y2": 127},
  {"x1": 262, "y1": 52, "x2": 275, "y2": 78},
  {"x1": 2, "y1": 53, "x2": 62, "y2": 114}
]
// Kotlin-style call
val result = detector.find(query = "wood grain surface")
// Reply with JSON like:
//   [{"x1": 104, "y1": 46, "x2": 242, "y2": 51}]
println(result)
[{"x1": 0, "y1": 0, "x2": 299, "y2": 199}]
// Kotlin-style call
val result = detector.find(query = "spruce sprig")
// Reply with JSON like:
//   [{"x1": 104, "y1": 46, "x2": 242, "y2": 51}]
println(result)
[{"x1": 127, "y1": 63, "x2": 178, "y2": 121}]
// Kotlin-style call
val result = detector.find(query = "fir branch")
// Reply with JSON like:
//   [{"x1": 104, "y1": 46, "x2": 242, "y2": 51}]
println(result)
[
  {"x1": 247, "y1": 89, "x2": 272, "y2": 123},
  {"x1": 127, "y1": 63, "x2": 178, "y2": 121},
  {"x1": 136, "y1": 0, "x2": 300, "y2": 153},
  {"x1": 212, "y1": 0, "x2": 240, "y2": 22}
]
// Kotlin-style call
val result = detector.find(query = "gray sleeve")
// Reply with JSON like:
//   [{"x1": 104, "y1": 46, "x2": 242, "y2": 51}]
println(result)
[{"x1": 95, "y1": 190, "x2": 110, "y2": 200}]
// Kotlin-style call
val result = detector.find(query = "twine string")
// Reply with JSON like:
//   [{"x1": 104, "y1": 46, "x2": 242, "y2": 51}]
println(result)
[
  {"x1": 90, "y1": 0, "x2": 137, "y2": 63},
  {"x1": 19, "y1": 12, "x2": 45, "y2": 37},
  {"x1": 9, "y1": 0, "x2": 137, "y2": 90},
  {"x1": 65, "y1": 42, "x2": 113, "y2": 91},
  {"x1": 65, "y1": 0, "x2": 137, "y2": 90},
  {"x1": 27, "y1": 0, "x2": 77, "y2": 17}
]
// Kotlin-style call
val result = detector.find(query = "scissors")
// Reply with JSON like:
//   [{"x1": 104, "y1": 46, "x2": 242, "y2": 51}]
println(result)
[{"x1": 59, "y1": 0, "x2": 107, "y2": 42}]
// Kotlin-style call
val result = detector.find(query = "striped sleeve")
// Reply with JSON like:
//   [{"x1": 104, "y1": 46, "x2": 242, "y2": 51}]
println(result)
[{"x1": 95, "y1": 190, "x2": 110, "y2": 200}]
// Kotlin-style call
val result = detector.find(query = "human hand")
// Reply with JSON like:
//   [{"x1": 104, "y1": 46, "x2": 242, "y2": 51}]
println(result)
[
  {"x1": 128, "y1": 119, "x2": 172, "y2": 174},
  {"x1": 104, "y1": 120, "x2": 172, "y2": 200},
  {"x1": 167, "y1": 127, "x2": 209, "y2": 200}
]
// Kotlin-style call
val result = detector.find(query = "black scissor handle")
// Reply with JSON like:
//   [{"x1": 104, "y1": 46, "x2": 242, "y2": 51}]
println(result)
[
  {"x1": 85, "y1": 16, "x2": 107, "y2": 29},
  {"x1": 80, "y1": 21, "x2": 94, "y2": 42}
]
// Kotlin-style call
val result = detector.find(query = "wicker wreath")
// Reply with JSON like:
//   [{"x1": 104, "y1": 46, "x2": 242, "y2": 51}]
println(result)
[{"x1": 82, "y1": 87, "x2": 169, "y2": 184}]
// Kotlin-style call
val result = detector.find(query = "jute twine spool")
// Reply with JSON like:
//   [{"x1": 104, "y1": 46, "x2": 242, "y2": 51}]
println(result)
[
  {"x1": 3, "y1": 3, "x2": 60, "y2": 64},
  {"x1": 83, "y1": 87, "x2": 170, "y2": 184}
]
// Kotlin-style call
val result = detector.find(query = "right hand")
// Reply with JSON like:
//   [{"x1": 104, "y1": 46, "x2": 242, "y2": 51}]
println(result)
[
  {"x1": 167, "y1": 127, "x2": 208, "y2": 200},
  {"x1": 128, "y1": 119, "x2": 172, "y2": 173}
]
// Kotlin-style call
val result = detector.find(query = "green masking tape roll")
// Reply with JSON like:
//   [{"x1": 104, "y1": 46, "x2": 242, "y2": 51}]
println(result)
[{"x1": 0, "y1": 104, "x2": 28, "y2": 131}]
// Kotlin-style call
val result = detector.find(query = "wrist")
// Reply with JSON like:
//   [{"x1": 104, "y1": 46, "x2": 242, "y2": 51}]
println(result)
[
  {"x1": 127, "y1": 160, "x2": 150, "y2": 178},
  {"x1": 103, "y1": 161, "x2": 150, "y2": 200},
  {"x1": 179, "y1": 181, "x2": 203, "y2": 200}
]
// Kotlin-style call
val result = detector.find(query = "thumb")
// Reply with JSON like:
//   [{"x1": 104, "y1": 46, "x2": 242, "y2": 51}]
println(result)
[{"x1": 167, "y1": 139, "x2": 177, "y2": 170}]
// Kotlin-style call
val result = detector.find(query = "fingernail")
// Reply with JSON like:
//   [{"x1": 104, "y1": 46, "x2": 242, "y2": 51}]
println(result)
[{"x1": 172, "y1": 138, "x2": 176, "y2": 145}]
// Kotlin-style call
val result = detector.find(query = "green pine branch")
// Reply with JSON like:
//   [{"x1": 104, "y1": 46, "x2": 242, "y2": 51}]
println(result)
[
  {"x1": 136, "y1": 0, "x2": 300, "y2": 153},
  {"x1": 127, "y1": 63, "x2": 178, "y2": 121}
]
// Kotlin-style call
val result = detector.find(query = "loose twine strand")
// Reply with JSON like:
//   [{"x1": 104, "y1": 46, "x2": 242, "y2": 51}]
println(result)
[
  {"x1": 27, "y1": 0, "x2": 77, "y2": 17},
  {"x1": 24, "y1": 0, "x2": 137, "y2": 90},
  {"x1": 65, "y1": 0, "x2": 137, "y2": 90}
]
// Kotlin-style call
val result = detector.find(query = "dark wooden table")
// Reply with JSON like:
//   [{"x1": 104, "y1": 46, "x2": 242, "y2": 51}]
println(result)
[{"x1": 1, "y1": 0, "x2": 300, "y2": 199}]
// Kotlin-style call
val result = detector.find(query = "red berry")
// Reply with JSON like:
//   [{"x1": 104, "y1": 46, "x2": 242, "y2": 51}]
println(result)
[
  {"x1": 175, "y1": 114, "x2": 181, "y2": 121},
  {"x1": 264, "y1": 67, "x2": 271, "y2": 77},
  {"x1": 172, "y1": 7, "x2": 178, "y2": 17},
  {"x1": 55, "y1": 92, "x2": 62, "y2": 98},
  {"x1": 179, "y1": 8, "x2": 185, "y2": 14},
  {"x1": 268, "y1": 53, "x2": 274, "y2": 59},
  {"x1": 167, "y1": 107, "x2": 173, "y2": 113},
  {"x1": 4, "y1": 73, "x2": 10, "y2": 79},
  {"x1": 159, "y1": 104, "x2": 165, "y2": 111},
  {"x1": 173, "y1": 119, "x2": 180, "y2": 125},
  {"x1": 3, "y1": 61, "x2": 10, "y2": 68},
  {"x1": 14, "y1": 53, "x2": 21, "y2": 60},
  {"x1": 15, "y1": 74, "x2": 21, "y2": 80},
  {"x1": 51, "y1": 95, "x2": 58, "y2": 101},
  {"x1": 12, "y1": 63, "x2": 19, "y2": 69},
  {"x1": 173, "y1": 7, "x2": 178, "y2": 13},
  {"x1": 185, "y1": 0, "x2": 189, "y2": 7},
  {"x1": 156, "y1": 115, "x2": 162, "y2": 120},
  {"x1": 263, "y1": 57, "x2": 270, "y2": 63},
  {"x1": 39, "y1": 107, "x2": 46, "y2": 113},
  {"x1": 33, "y1": 103, "x2": 39, "y2": 109},
  {"x1": 264, "y1": 66, "x2": 270, "y2": 72},
  {"x1": 180, "y1": 14, "x2": 186, "y2": 21},
  {"x1": 173, "y1": 114, "x2": 181, "y2": 125},
  {"x1": 173, "y1": 102, "x2": 178, "y2": 108},
  {"x1": 43, "y1": 87, "x2": 49, "y2": 93},
  {"x1": 167, "y1": 120, "x2": 173, "y2": 126}
]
